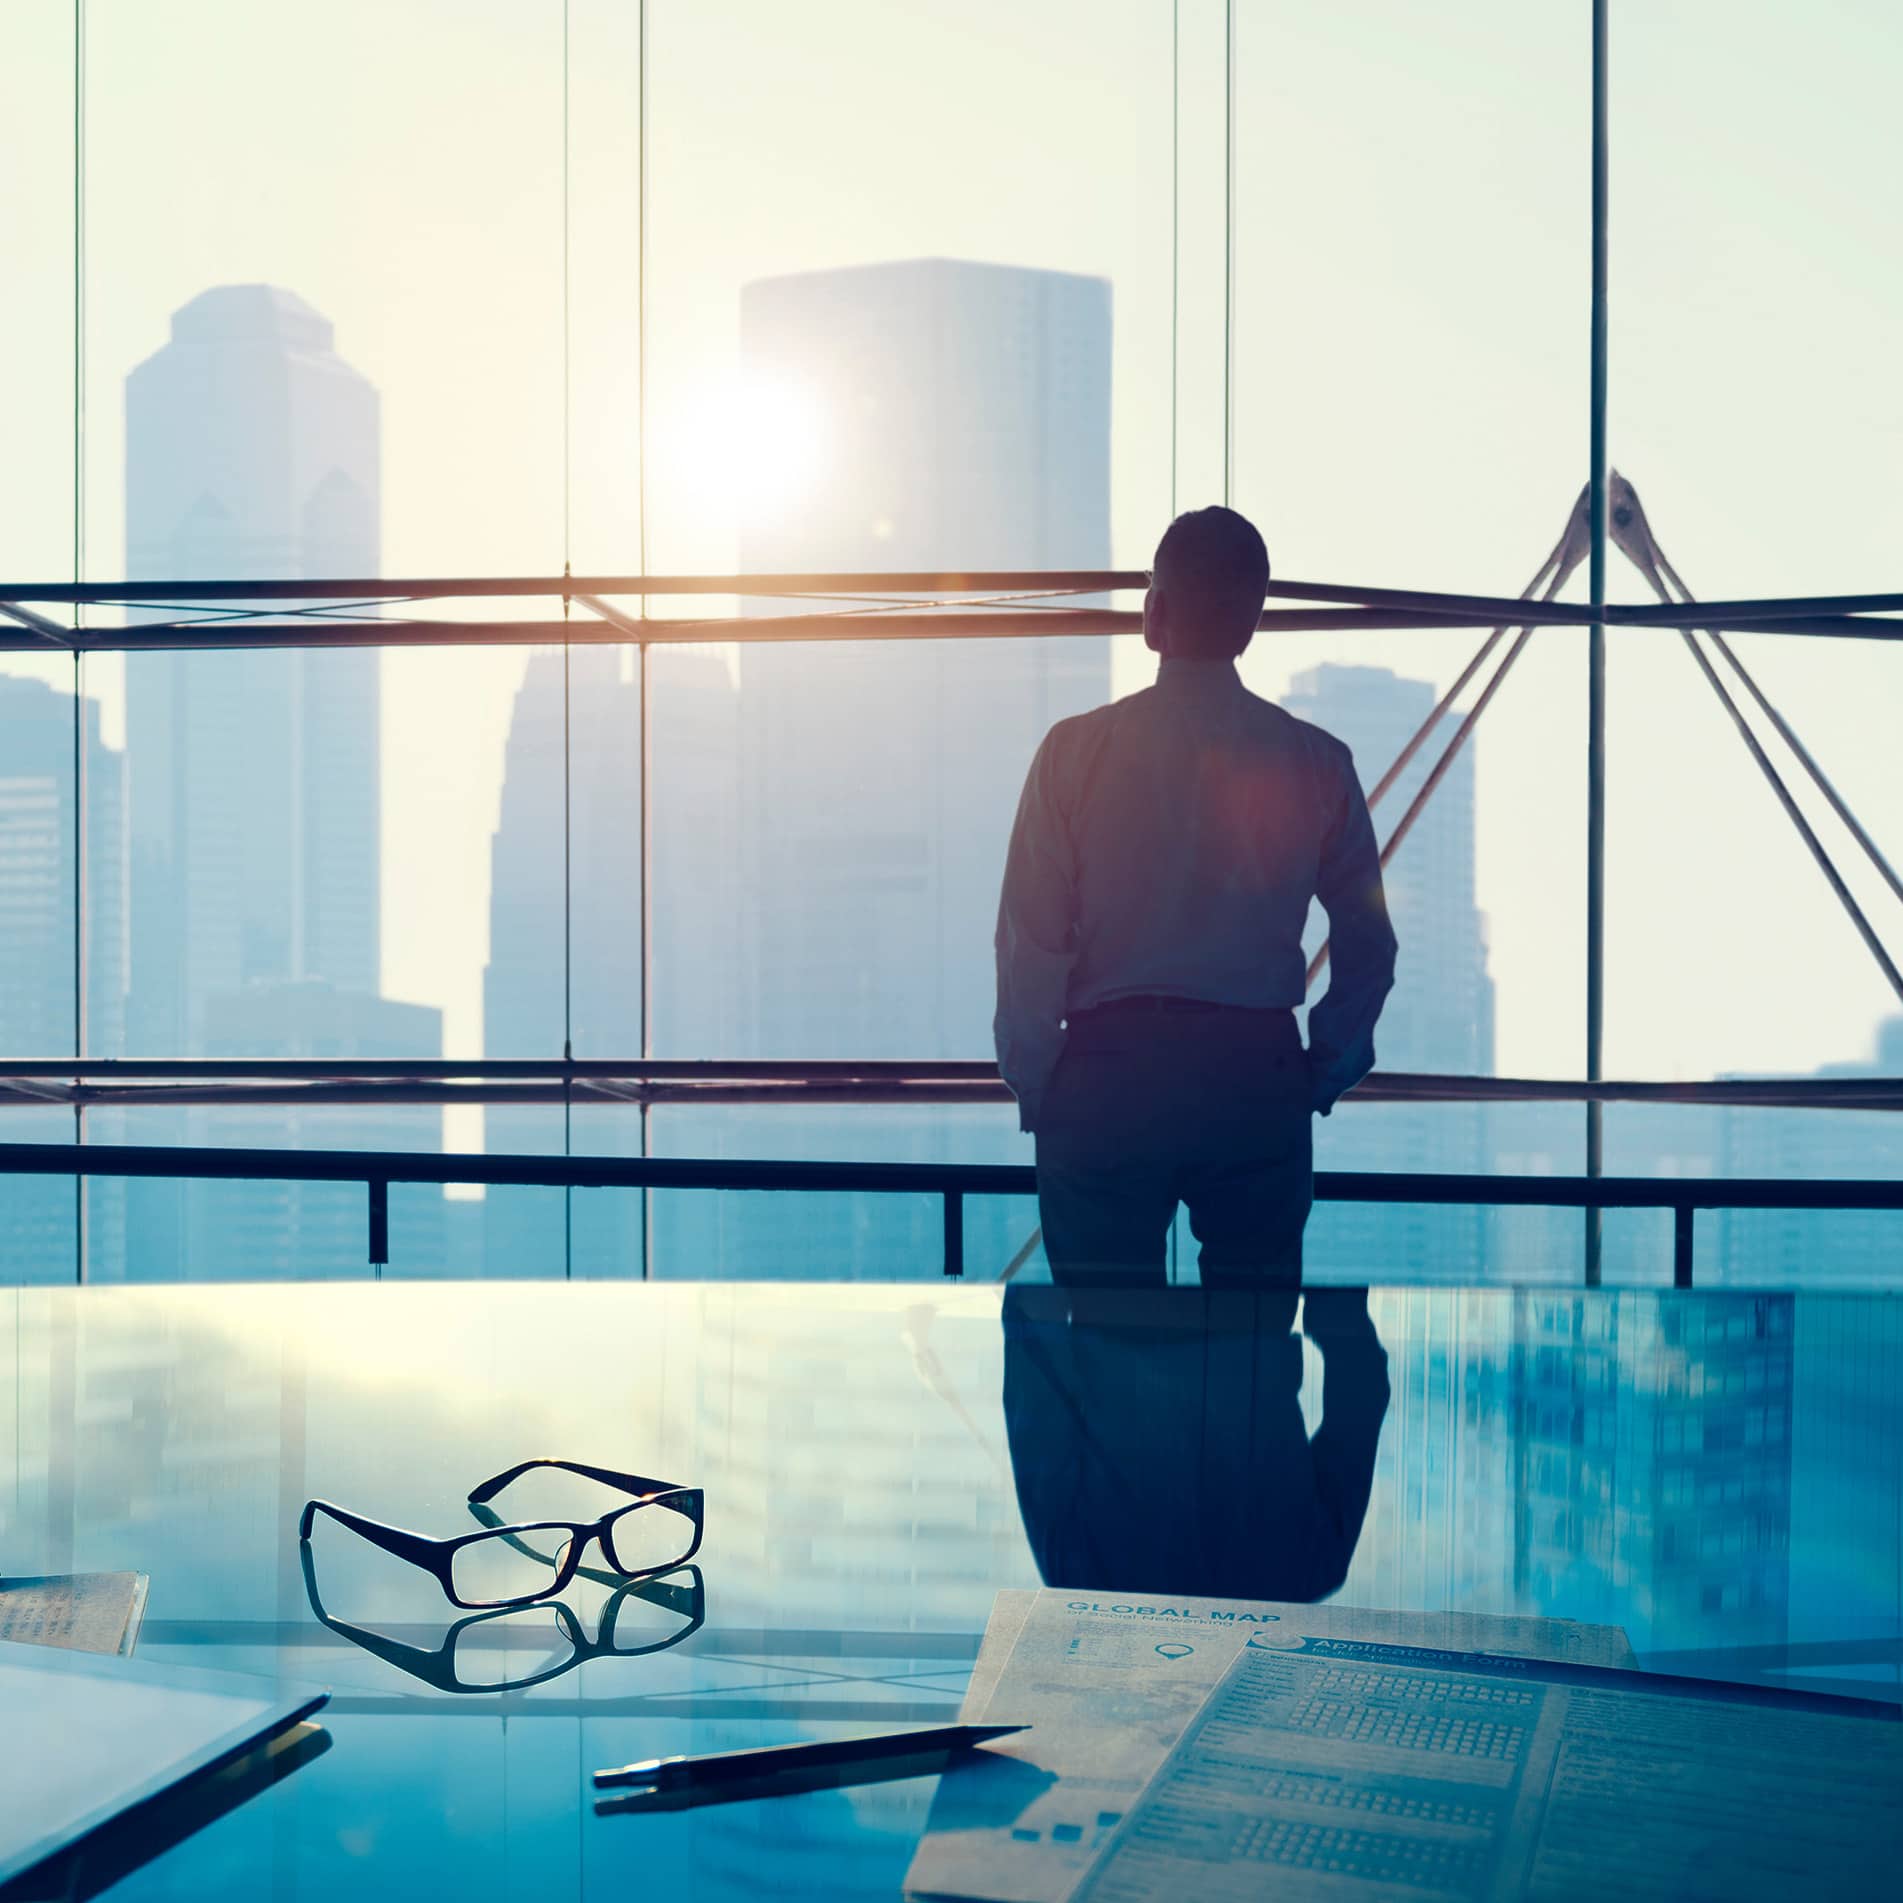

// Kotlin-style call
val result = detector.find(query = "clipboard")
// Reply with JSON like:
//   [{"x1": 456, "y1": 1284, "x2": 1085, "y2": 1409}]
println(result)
[{"x1": 0, "y1": 1640, "x2": 328, "y2": 1892}]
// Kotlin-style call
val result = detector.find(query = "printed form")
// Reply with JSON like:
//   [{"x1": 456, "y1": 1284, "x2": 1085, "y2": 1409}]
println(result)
[
  {"x1": 905, "y1": 1591, "x2": 1634, "y2": 1903},
  {"x1": 1073, "y1": 1635, "x2": 1903, "y2": 1903}
]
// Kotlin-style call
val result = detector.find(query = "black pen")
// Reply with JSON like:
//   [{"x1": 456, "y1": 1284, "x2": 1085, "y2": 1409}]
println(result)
[{"x1": 592, "y1": 1721, "x2": 1028, "y2": 1812}]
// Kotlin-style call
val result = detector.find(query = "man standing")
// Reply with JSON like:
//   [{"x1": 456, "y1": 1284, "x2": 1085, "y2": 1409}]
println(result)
[{"x1": 994, "y1": 507, "x2": 1397, "y2": 1285}]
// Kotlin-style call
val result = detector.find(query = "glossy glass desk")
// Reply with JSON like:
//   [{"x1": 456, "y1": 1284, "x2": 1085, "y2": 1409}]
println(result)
[{"x1": 3, "y1": 1283, "x2": 1899, "y2": 1899}]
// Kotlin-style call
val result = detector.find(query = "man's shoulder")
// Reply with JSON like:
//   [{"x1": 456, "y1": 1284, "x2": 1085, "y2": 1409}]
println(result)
[
  {"x1": 1214, "y1": 686, "x2": 1355, "y2": 769},
  {"x1": 1040, "y1": 686, "x2": 1355, "y2": 763},
  {"x1": 1036, "y1": 689, "x2": 1155, "y2": 754},
  {"x1": 1250, "y1": 696, "x2": 1357, "y2": 772}
]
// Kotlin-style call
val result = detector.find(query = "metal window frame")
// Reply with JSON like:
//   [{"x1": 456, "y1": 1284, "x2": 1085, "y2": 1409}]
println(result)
[{"x1": 14, "y1": 0, "x2": 1902, "y2": 1288}]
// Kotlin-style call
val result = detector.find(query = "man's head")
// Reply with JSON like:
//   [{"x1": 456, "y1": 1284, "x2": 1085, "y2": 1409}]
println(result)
[{"x1": 1144, "y1": 506, "x2": 1271, "y2": 660}]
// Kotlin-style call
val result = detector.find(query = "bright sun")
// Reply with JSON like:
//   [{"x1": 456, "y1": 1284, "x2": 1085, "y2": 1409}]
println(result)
[{"x1": 655, "y1": 369, "x2": 828, "y2": 524}]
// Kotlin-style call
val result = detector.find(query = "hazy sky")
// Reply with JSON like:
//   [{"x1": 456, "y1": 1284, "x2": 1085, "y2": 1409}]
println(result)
[{"x1": 4, "y1": 0, "x2": 1901, "y2": 1105}]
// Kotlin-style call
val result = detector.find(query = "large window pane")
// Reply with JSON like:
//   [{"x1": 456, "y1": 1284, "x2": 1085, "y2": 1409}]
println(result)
[
  {"x1": 634, "y1": 2, "x2": 1171, "y2": 1267},
  {"x1": 1602, "y1": 3, "x2": 1903, "y2": 1274},
  {"x1": 74, "y1": 4, "x2": 571, "y2": 1277},
  {"x1": 0, "y1": 2, "x2": 74, "y2": 585},
  {"x1": 1608, "y1": 3, "x2": 1903, "y2": 1081},
  {"x1": 94, "y1": 1107, "x2": 449, "y2": 1283},
  {"x1": 0, "y1": 9, "x2": 79, "y2": 1279},
  {"x1": 1232, "y1": 3, "x2": 1588, "y2": 1233}
]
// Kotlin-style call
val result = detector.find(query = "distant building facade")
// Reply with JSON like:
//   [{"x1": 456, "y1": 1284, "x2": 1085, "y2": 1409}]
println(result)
[
  {"x1": 125, "y1": 285, "x2": 382, "y2": 1047},
  {"x1": 1283, "y1": 664, "x2": 1494, "y2": 1281},
  {"x1": 0, "y1": 677, "x2": 125, "y2": 1278},
  {"x1": 1714, "y1": 1017, "x2": 1903, "y2": 1283},
  {"x1": 713, "y1": 259, "x2": 1113, "y2": 1277},
  {"x1": 119, "y1": 285, "x2": 444, "y2": 1277},
  {"x1": 478, "y1": 260, "x2": 1116, "y2": 1279},
  {"x1": 480, "y1": 637, "x2": 746, "y2": 1276}
]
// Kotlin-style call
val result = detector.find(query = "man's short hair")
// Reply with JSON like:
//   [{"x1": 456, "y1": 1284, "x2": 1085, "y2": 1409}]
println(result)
[{"x1": 1152, "y1": 506, "x2": 1271, "y2": 657}]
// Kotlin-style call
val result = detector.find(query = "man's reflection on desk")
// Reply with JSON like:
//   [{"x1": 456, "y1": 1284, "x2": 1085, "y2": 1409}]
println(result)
[{"x1": 1002, "y1": 1284, "x2": 1391, "y2": 1601}]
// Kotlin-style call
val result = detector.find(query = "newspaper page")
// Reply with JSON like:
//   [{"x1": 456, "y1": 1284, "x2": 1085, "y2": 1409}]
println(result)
[
  {"x1": 906, "y1": 1591, "x2": 1634, "y2": 1902},
  {"x1": 1073, "y1": 1635, "x2": 1903, "y2": 1903}
]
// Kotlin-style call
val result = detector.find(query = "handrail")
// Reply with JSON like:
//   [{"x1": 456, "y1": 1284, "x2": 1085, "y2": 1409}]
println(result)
[{"x1": 5, "y1": 1140, "x2": 1901, "y2": 1288}]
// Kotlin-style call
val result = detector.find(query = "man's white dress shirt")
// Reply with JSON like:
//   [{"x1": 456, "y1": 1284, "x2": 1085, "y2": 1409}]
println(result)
[{"x1": 994, "y1": 657, "x2": 1398, "y2": 1132}]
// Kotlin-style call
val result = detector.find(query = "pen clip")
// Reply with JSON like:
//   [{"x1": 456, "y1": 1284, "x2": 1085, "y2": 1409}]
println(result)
[{"x1": 593, "y1": 1754, "x2": 682, "y2": 1789}]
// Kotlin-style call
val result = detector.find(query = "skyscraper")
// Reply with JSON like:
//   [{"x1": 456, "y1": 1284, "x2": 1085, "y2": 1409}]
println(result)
[
  {"x1": 121, "y1": 285, "x2": 444, "y2": 1277},
  {"x1": 484, "y1": 644, "x2": 631, "y2": 1274},
  {"x1": 125, "y1": 285, "x2": 381, "y2": 1047},
  {"x1": 481, "y1": 641, "x2": 741, "y2": 1275},
  {"x1": 0, "y1": 676, "x2": 125, "y2": 1279},
  {"x1": 1282, "y1": 664, "x2": 1494, "y2": 1279},
  {"x1": 712, "y1": 258, "x2": 1114, "y2": 1277},
  {"x1": 481, "y1": 260, "x2": 1117, "y2": 1280},
  {"x1": 735, "y1": 258, "x2": 1113, "y2": 1065}
]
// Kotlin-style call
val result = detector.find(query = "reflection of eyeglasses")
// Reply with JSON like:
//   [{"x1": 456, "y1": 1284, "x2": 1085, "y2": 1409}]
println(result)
[
  {"x1": 299, "y1": 1458, "x2": 706, "y2": 1609},
  {"x1": 299, "y1": 1541, "x2": 706, "y2": 1695}
]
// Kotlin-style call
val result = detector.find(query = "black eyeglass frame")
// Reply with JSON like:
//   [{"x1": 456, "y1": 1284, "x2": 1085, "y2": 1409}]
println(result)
[
  {"x1": 298, "y1": 1457, "x2": 706, "y2": 1610},
  {"x1": 298, "y1": 1540, "x2": 706, "y2": 1696}
]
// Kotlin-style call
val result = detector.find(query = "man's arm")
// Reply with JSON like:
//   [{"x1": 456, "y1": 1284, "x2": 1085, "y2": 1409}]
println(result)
[
  {"x1": 1306, "y1": 743, "x2": 1398, "y2": 1116},
  {"x1": 994, "y1": 730, "x2": 1078, "y2": 1134}
]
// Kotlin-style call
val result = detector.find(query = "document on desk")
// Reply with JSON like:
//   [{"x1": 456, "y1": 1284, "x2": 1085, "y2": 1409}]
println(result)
[
  {"x1": 1073, "y1": 1635, "x2": 1903, "y2": 1903},
  {"x1": 0, "y1": 1573, "x2": 149, "y2": 1656},
  {"x1": 905, "y1": 1591, "x2": 1634, "y2": 1903}
]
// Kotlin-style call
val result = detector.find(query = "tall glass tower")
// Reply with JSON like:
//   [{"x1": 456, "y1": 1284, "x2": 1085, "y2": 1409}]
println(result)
[
  {"x1": 124, "y1": 285, "x2": 382, "y2": 1045},
  {"x1": 671, "y1": 258, "x2": 1115, "y2": 1278},
  {"x1": 120, "y1": 285, "x2": 442, "y2": 1277},
  {"x1": 734, "y1": 258, "x2": 1113, "y2": 1063},
  {"x1": 1284, "y1": 664, "x2": 1494, "y2": 1280},
  {"x1": 487, "y1": 260, "x2": 1114, "y2": 1279}
]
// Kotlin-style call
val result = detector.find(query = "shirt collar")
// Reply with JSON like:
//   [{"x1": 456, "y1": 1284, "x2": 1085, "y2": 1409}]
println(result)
[{"x1": 1156, "y1": 656, "x2": 1243, "y2": 693}]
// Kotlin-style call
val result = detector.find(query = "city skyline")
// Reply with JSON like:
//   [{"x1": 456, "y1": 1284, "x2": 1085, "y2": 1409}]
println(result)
[
  {"x1": 4, "y1": 13, "x2": 1899, "y2": 1896},
  {"x1": 0, "y1": 265, "x2": 1895, "y2": 1280},
  {"x1": 12, "y1": 3, "x2": 1903, "y2": 1091}
]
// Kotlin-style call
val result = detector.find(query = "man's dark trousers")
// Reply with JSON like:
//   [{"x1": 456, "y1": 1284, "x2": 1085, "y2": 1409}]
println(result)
[{"x1": 1034, "y1": 1000, "x2": 1312, "y2": 1288}]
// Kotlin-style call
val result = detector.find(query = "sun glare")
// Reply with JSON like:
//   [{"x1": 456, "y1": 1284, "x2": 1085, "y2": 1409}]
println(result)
[{"x1": 656, "y1": 369, "x2": 828, "y2": 523}]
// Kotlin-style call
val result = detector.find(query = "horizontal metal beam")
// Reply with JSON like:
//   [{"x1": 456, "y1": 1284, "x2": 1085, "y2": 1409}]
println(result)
[
  {"x1": 2, "y1": 571, "x2": 1154, "y2": 604},
  {"x1": 0, "y1": 605, "x2": 1578, "y2": 657},
  {"x1": 1607, "y1": 589, "x2": 1903, "y2": 626},
  {"x1": 0, "y1": 1058, "x2": 1003, "y2": 1080},
  {"x1": 3, "y1": 1062, "x2": 1899, "y2": 1113},
  {"x1": 3, "y1": 573, "x2": 1580, "y2": 618},
  {"x1": 3, "y1": 1140, "x2": 1902, "y2": 1211},
  {"x1": 6, "y1": 570, "x2": 1899, "y2": 625},
  {"x1": 8, "y1": 609, "x2": 1898, "y2": 658}
]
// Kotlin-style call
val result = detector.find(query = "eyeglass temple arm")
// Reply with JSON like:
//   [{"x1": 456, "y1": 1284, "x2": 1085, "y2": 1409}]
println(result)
[
  {"x1": 299, "y1": 1497, "x2": 443, "y2": 1568},
  {"x1": 467, "y1": 1457, "x2": 686, "y2": 1506}
]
